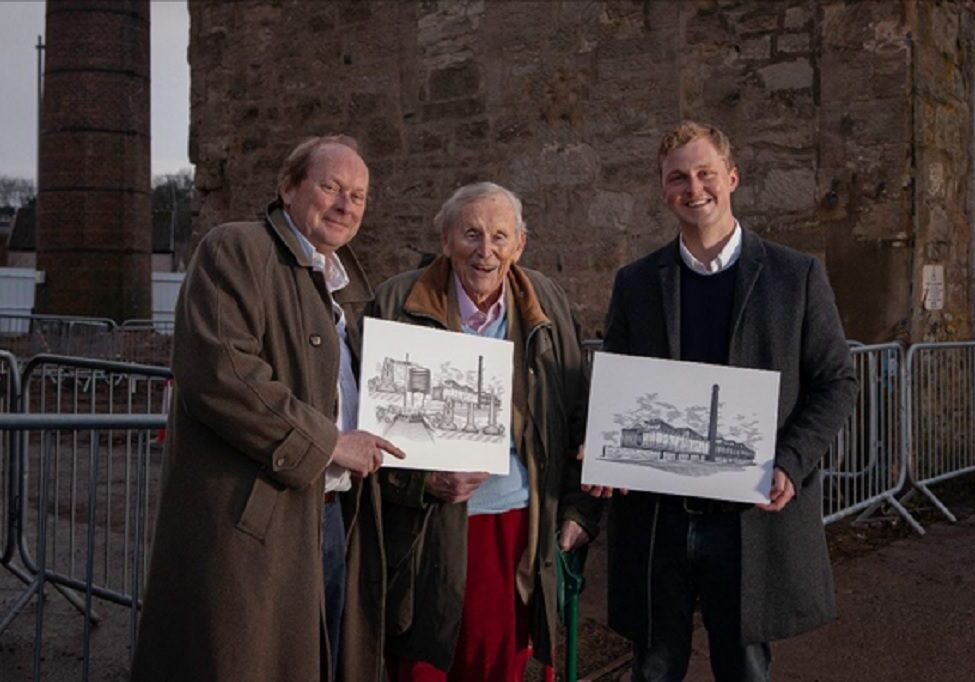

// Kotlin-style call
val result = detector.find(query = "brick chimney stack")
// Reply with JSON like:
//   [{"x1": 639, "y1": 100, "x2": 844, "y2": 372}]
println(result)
[{"x1": 36, "y1": 0, "x2": 151, "y2": 321}]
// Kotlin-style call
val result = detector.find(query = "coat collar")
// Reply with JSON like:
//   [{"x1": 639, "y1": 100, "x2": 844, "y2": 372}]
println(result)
[
  {"x1": 264, "y1": 199, "x2": 373, "y2": 304},
  {"x1": 656, "y1": 239, "x2": 682, "y2": 360},
  {"x1": 402, "y1": 256, "x2": 550, "y2": 331},
  {"x1": 657, "y1": 225, "x2": 766, "y2": 361},
  {"x1": 728, "y1": 225, "x2": 766, "y2": 361}
]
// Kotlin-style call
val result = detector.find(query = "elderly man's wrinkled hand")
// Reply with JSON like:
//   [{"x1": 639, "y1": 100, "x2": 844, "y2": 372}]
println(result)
[
  {"x1": 425, "y1": 471, "x2": 490, "y2": 503},
  {"x1": 331, "y1": 430, "x2": 405, "y2": 478},
  {"x1": 558, "y1": 519, "x2": 591, "y2": 552}
]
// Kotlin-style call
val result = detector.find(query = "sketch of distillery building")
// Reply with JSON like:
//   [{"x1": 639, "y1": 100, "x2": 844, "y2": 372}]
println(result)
[
  {"x1": 602, "y1": 384, "x2": 757, "y2": 469},
  {"x1": 367, "y1": 353, "x2": 505, "y2": 444}
]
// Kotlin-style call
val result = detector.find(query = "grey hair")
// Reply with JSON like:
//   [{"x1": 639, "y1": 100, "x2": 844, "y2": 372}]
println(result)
[{"x1": 433, "y1": 182, "x2": 527, "y2": 236}]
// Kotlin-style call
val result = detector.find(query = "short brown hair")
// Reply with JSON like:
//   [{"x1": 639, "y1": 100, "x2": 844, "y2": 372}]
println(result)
[
  {"x1": 657, "y1": 121, "x2": 734, "y2": 175},
  {"x1": 277, "y1": 134, "x2": 360, "y2": 193}
]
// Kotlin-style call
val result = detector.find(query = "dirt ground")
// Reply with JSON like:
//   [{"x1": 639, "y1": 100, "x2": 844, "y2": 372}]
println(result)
[{"x1": 1, "y1": 475, "x2": 973, "y2": 682}]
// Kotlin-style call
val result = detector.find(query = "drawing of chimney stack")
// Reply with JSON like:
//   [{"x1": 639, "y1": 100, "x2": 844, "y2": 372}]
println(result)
[{"x1": 706, "y1": 384, "x2": 719, "y2": 462}]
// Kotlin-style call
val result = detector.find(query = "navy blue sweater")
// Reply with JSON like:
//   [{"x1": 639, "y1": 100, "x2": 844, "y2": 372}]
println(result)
[{"x1": 679, "y1": 261, "x2": 739, "y2": 365}]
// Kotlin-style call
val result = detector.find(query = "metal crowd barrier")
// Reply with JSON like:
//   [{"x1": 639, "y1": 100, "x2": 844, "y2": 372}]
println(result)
[
  {"x1": 0, "y1": 351, "x2": 21, "y2": 568},
  {"x1": 0, "y1": 355, "x2": 171, "y2": 682},
  {"x1": 902, "y1": 342, "x2": 975, "y2": 523},
  {"x1": 820, "y1": 344, "x2": 922, "y2": 533},
  {"x1": 0, "y1": 314, "x2": 174, "y2": 366},
  {"x1": 117, "y1": 320, "x2": 175, "y2": 367}
]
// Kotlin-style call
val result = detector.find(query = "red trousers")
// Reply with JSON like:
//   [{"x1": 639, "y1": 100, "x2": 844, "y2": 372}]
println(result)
[{"x1": 387, "y1": 507, "x2": 531, "y2": 682}]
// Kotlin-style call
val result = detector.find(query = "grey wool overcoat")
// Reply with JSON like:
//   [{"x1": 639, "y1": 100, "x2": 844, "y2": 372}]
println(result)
[
  {"x1": 603, "y1": 227, "x2": 857, "y2": 645},
  {"x1": 131, "y1": 201, "x2": 386, "y2": 682}
]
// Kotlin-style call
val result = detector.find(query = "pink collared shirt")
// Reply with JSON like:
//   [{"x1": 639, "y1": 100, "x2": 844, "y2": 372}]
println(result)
[{"x1": 453, "y1": 272, "x2": 506, "y2": 333}]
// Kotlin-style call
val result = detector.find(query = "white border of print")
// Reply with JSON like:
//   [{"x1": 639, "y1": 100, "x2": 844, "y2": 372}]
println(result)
[
  {"x1": 358, "y1": 317, "x2": 513, "y2": 474},
  {"x1": 581, "y1": 352, "x2": 780, "y2": 503}
]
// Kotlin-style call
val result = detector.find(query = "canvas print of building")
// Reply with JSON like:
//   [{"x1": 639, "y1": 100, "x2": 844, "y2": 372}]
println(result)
[
  {"x1": 358, "y1": 318, "x2": 513, "y2": 474},
  {"x1": 582, "y1": 352, "x2": 780, "y2": 503}
]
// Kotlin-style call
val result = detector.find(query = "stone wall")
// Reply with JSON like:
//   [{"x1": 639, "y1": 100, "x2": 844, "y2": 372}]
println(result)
[
  {"x1": 912, "y1": 0, "x2": 975, "y2": 341},
  {"x1": 188, "y1": 0, "x2": 975, "y2": 342}
]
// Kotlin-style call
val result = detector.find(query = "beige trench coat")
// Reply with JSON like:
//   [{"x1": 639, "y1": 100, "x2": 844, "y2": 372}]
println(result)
[{"x1": 131, "y1": 201, "x2": 385, "y2": 681}]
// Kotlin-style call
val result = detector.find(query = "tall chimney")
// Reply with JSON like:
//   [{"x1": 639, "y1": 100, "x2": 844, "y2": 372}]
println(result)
[
  {"x1": 36, "y1": 0, "x2": 151, "y2": 321},
  {"x1": 706, "y1": 383, "x2": 719, "y2": 462},
  {"x1": 477, "y1": 355, "x2": 483, "y2": 404}
]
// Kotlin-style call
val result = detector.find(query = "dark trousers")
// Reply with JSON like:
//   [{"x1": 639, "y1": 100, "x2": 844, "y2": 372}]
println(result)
[
  {"x1": 323, "y1": 498, "x2": 346, "y2": 678},
  {"x1": 631, "y1": 500, "x2": 771, "y2": 682}
]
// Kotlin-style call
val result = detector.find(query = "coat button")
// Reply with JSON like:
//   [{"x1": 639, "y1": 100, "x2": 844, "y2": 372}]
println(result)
[
  {"x1": 309, "y1": 334, "x2": 322, "y2": 347},
  {"x1": 276, "y1": 457, "x2": 286, "y2": 467}
]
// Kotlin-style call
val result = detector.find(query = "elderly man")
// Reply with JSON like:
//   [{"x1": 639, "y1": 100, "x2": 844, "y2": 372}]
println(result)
[
  {"x1": 132, "y1": 135, "x2": 403, "y2": 682},
  {"x1": 591, "y1": 121, "x2": 857, "y2": 681},
  {"x1": 371, "y1": 182, "x2": 600, "y2": 681}
]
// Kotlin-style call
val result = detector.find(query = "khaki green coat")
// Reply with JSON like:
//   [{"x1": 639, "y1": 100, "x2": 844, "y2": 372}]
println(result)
[{"x1": 370, "y1": 257, "x2": 601, "y2": 671}]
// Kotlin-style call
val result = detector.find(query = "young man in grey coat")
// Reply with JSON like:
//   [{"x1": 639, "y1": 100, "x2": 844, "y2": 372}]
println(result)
[{"x1": 589, "y1": 121, "x2": 857, "y2": 681}]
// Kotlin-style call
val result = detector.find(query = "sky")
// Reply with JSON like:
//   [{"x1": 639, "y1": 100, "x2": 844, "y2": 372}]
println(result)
[{"x1": 0, "y1": 0, "x2": 191, "y2": 182}]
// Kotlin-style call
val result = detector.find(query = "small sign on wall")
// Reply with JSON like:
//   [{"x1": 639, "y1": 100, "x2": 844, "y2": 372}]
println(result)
[{"x1": 921, "y1": 264, "x2": 944, "y2": 311}]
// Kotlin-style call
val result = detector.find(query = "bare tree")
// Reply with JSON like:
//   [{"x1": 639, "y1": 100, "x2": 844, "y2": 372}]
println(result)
[
  {"x1": 152, "y1": 168, "x2": 194, "y2": 268},
  {"x1": 0, "y1": 175, "x2": 36, "y2": 208}
]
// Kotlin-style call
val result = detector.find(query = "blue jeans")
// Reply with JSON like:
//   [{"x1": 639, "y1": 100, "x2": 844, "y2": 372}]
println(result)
[
  {"x1": 323, "y1": 498, "x2": 346, "y2": 677},
  {"x1": 631, "y1": 499, "x2": 771, "y2": 682}
]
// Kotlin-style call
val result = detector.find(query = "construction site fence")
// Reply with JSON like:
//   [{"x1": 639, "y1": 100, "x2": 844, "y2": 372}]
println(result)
[
  {"x1": 0, "y1": 353, "x2": 170, "y2": 682},
  {"x1": 0, "y1": 314, "x2": 175, "y2": 367},
  {"x1": 902, "y1": 342, "x2": 975, "y2": 526}
]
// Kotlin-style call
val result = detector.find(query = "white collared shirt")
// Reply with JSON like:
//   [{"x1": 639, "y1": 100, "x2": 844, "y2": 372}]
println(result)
[
  {"x1": 453, "y1": 272, "x2": 506, "y2": 333},
  {"x1": 283, "y1": 212, "x2": 355, "y2": 493},
  {"x1": 679, "y1": 221, "x2": 743, "y2": 275}
]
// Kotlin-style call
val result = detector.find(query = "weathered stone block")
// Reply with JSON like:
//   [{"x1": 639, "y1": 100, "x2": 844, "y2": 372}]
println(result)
[
  {"x1": 740, "y1": 36, "x2": 772, "y2": 60},
  {"x1": 454, "y1": 119, "x2": 489, "y2": 150},
  {"x1": 428, "y1": 60, "x2": 481, "y2": 100},
  {"x1": 729, "y1": 6, "x2": 781, "y2": 34},
  {"x1": 421, "y1": 97, "x2": 485, "y2": 120},
  {"x1": 776, "y1": 33, "x2": 810, "y2": 54},
  {"x1": 755, "y1": 168, "x2": 817, "y2": 213},
  {"x1": 587, "y1": 190, "x2": 635, "y2": 233},
  {"x1": 364, "y1": 117, "x2": 404, "y2": 157},
  {"x1": 758, "y1": 58, "x2": 813, "y2": 91},
  {"x1": 783, "y1": 5, "x2": 812, "y2": 30},
  {"x1": 508, "y1": 143, "x2": 600, "y2": 193},
  {"x1": 685, "y1": 9, "x2": 734, "y2": 46},
  {"x1": 406, "y1": 126, "x2": 446, "y2": 153},
  {"x1": 822, "y1": 2, "x2": 896, "y2": 50}
]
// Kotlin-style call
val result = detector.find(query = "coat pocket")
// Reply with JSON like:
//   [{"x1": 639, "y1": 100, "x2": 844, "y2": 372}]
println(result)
[{"x1": 236, "y1": 470, "x2": 281, "y2": 541}]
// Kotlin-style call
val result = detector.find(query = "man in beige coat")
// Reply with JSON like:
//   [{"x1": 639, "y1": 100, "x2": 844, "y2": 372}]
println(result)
[{"x1": 132, "y1": 136, "x2": 402, "y2": 681}]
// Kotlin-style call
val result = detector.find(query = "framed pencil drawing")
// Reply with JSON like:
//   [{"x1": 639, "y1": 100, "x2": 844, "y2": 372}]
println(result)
[
  {"x1": 358, "y1": 317, "x2": 514, "y2": 474},
  {"x1": 582, "y1": 352, "x2": 780, "y2": 503}
]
